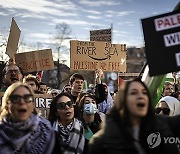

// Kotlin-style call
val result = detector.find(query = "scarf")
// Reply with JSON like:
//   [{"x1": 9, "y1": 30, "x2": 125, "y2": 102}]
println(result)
[
  {"x1": 53, "y1": 118, "x2": 85, "y2": 154},
  {"x1": 0, "y1": 114, "x2": 55, "y2": 154}
]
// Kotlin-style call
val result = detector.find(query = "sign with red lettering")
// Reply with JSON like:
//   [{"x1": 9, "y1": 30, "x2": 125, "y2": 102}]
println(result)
[
  {"x1": 141, "y1": 11, "x2": 180, "y2": 76},
  {"x1": 15, "y1": 49, "x2": 54, "y2": 73},
  {"x1": 6, "y1": 17, "x2": 21, "y2": 58},
  {"x1": 90, "y1": 28, "x2": 112, "y2": 43},
  {"x1": 70, "y1": 40, "x2": 126, "y2": 72}
]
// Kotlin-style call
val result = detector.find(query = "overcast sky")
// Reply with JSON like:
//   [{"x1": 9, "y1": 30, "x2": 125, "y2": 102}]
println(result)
[{"x1": 0, "y1": 0, "x2": 179, "y2": 63}]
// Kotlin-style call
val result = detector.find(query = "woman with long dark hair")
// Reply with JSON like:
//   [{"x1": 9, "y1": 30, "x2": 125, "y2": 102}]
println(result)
[
  {"x1": 48, "y1": 92, "x2": 85, "y2": 154},
  {"x1": 89, "y1": 78, "x2": 179, "y2": 154}
]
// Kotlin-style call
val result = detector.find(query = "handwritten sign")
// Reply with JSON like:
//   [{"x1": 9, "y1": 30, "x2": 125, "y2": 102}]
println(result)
[
  {"x1": 15, "y1": 49, "x2": 54, "y2": 73},
  {"x1": 34, "y1": 94, "x2": 52, "y2": 118},
  {"x1": 90, "y1": 28, "x2": 112, "y2": 43},
  {"x1": 0, "y1": 93, "x2": 52, "y2": 119},
  {"x1": 141, "y1": 11, "x2": 180, "y2": 76},
  {"x1": 70, "y1": 40, "x2": 126, "y2": 72},
  {"x1": 6, "y1": 17, "x2": 21, "y2": 58}
]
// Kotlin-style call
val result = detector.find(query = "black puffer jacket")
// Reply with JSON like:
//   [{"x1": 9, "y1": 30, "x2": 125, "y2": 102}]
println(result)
[{"x1": 88, "y1": 111, "x2": 179, "y2": 154}]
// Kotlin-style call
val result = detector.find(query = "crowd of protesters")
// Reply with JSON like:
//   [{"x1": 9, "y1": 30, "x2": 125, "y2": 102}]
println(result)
[{"x1": 0, "y1": 59, "x2": 180, "y2": 154}]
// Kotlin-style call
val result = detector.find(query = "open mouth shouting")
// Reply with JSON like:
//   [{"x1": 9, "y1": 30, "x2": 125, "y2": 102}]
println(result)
[
  {"x1": 18, "y1": 108, "x2": 27, "y2": 115},
  {"x1": 77, "y1": 87, "x2": 82, "y2": 91},
  {"x1": 10, "y1": 76, "x2": 19, "y2": 83},
  {"x1": 137, "y1": 102, "x2": 146, "y2": 108}
]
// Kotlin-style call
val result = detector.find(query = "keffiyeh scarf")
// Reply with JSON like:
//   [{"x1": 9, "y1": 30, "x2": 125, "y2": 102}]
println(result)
[
  {"x1": 0, "y1": 114, "x2": 55, "y2": 154},
  {"x1": 53, "y1": 118, "x2": 85, "y2": 154}
]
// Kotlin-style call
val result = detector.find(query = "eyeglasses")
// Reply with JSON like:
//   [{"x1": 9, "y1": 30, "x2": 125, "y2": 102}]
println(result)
[
  {"x1": 9, "y1": 94, "x2": 34, "y2": 104},
  {"x1": 52, "y1": 92, "x2": 58, "y2": 96},
  {"x1": 155, "y1": 107, "x2": 170, "y2": 115},
  {"x1": 5, "y1": 69, "x2": 21, "y2": 75},
  {"x1": 65, "y1": 88, "x2": 71, "y2": 91},
  {"x1": 56, "y1": 101, "x2": 75, "y2": 110}
]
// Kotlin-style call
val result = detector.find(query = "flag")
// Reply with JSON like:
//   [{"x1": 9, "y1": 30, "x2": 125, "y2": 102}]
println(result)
[{"x1": 142, "y1": 66, "x2": 166, "y2": 106}]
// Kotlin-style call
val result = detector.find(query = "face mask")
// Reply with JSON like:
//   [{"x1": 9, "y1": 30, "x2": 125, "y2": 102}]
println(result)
[{"x1": 83, "y1": 103, "x2": 98, "y2": 115}]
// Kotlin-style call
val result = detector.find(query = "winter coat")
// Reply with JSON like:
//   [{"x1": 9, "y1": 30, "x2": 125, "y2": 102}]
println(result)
[{"x1": 88, "y1": 110, "x2": 179, "y2": 154}]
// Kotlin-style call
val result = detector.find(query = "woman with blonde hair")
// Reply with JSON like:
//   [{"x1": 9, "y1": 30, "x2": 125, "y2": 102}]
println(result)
[{"x1": 0, "y1": 82, "x2": 55, "y2": 154}]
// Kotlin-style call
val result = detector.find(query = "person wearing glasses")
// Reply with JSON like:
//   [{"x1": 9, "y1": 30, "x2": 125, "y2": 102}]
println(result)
[
  {"x1": 0, "y1": 82, "x2": 55, "y2": 153},
  {"x1": 156, "y1": 96, "x2": 180, "y2": 116},
  {"x1": 62, "y1": 84, "x2": 71, "y2": 93},
  {"x1": 0, "y1": 59, "x2": 23, "y2": 92},
  {"x1": 48, "y1": 92, "x2": 85, "y2": 154}
]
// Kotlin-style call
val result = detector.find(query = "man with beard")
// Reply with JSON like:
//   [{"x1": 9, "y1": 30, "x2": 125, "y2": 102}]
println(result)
[{"x1": 0, "y1": 61, "x2": 23, "y2": 92}]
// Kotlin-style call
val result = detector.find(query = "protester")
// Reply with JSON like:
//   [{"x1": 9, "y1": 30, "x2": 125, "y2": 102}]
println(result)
[
  {"x1": 69, "y1": 71, "x2": 106, "y2": 118},
  {"x1": 97, "y1": 83, "x2": 113, "y2": 114},
  {"x1": 23, "y1": 74, "x2": 43, "y2": 94},
  {"x1": 69, "y1": 73, "x2": 85, "y2": 102},
  {"x1": 112, "y1": 89, "x2": 118, "y2": 101},
  {"x1": 161, "y1": 81, "x2": 174, "y2": 97},
  {"x1": 156, "y1": 96, "x2": 180, "y2": 116},
  {"x1": 39, "y1": 82, "x2": 48, "y2": 94},
  {"x1": 94, "y1": 69, "x2": 112, "y2": 107},
  {"x1": 0, "y1": 59, "x2": 23, "y2": 92},
  {"x1": 0, "y1": 82, "x2": 55, "y2": 153},
  {"x1": 50, "y1": 88, "x2": 61, "y2": 98},
  {"x1": 48, "y1": 92, "x2": 85, "y2": 154},
  {"x1": 78, "y1": 92, "x2": 102, "y2": 154},
  {"x1": 95, "y1": 69, "x2": 113, "y2": 114},
  {"x1": 89, "y1": 78, "x2": 179, "y2": 154},
  {"x1": 62, "y1": 84, "x2": 71, "y2": 93}
]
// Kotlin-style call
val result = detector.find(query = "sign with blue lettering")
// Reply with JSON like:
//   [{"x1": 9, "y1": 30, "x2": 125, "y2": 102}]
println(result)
[{"x1": 141, "y1": 11, "x2": 180, "y2": 76}]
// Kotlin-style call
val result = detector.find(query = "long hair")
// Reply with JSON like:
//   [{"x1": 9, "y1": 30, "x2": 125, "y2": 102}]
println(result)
[
  {"x1": 78, "y1": 92, "x2": 97, "y2": 111},
  {"x1": 0, "y1": 82, "x2": 34, "y2": 121},
  {"x1": 48, "y1": 92, "x2": 74, "y2": 124},
  {"x1": 78, "y1": 92, "x2": 101, "y2": 130},
  {"x1": 111, "y1": 78, "x2": 155, "y2": 127}
]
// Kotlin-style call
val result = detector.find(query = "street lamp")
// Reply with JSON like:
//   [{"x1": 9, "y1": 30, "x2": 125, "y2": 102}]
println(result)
[{"x1": 57, "y1": 46, "x2": 61, "y2": 89}]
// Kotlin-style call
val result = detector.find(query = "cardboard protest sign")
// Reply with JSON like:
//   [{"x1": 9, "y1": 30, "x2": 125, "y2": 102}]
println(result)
[
  {"x1": 15, "y1": 49, "x2": 54, "y2": 73},
  {"x1": 90, "y1": 28, "x2": 112, "y2": 43},
  {"x1": 141, "y1": 11, "x2": 180, "y2": 76},
  {"x1": 70, "y1": 40, "x2": 126, "y2": 72},
  {"x1": 34, "y1": 94, "x2": 52, "y2": 119},
  {"x1": 6, "y1": 17, "x2": 21, "y2": 58},
  {"x1": 0, "y1": 93, "x2": 52, "y2": 119}
]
